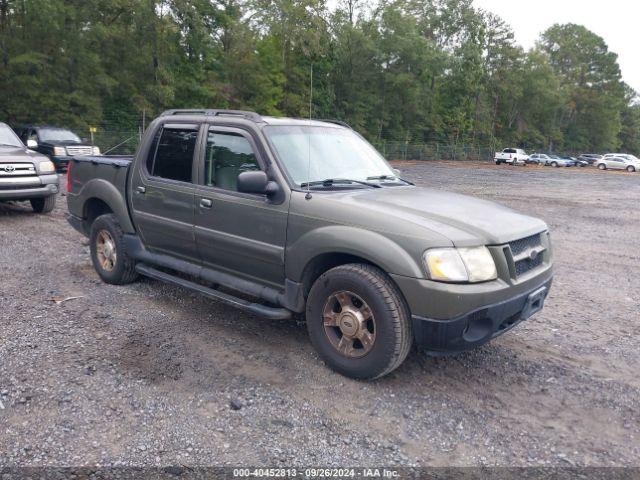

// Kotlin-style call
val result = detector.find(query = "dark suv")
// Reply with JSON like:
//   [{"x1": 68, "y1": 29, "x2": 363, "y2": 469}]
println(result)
[{"x1": 15, "y1": 125, "x2": 99, "y2": 172}]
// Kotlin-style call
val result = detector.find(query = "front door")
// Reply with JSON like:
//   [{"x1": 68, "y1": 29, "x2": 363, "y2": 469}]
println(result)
[
  {"x1": 130, "y1": 123, "x2": 201, "y2": 262},
  {"x1": 194, "y1": 126, "x2": 288, "y2": 288}
]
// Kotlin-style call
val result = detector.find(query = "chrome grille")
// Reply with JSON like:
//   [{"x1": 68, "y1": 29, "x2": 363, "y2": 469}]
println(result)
[
  {"x1": 66, "y1": 146, "x2": 93, "y2": 156},
  {"x1": 508, "y1": 233, "x2": 545, "y2": 278},
  {"x1": 0, "y1": 163, "x2": 36, "y2": 176}
]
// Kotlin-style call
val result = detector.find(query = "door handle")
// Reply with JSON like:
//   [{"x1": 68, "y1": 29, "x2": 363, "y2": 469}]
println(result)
[
  {"x1": 135, "y1": 186, "x2": 146, "y2": 194},
  {"x1": 200, "y1": 198, "x2": 213, "y2": 208}
]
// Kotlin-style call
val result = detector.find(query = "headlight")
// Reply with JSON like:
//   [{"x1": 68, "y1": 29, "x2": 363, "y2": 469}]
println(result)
[
  {"x1": 53, "y1": 146, "x2": 67, "y2": 156},
  {"x1": 92, "y1": 146, "x2": 101, "y2": 155},
  {"x1": 38, "y1": 160, "x2": 56, "y2": 174},
  {"x1": 424, "y1": 247, "x2": 497, "y2": 283}
]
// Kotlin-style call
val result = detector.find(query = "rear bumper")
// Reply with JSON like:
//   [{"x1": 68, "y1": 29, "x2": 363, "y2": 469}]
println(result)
[
  {"x1": 411, "y1": 279, "x2": 552, "y2": 354},
  {"x1": 0, "y1": 174, "x2": 59, "y2": 200}
]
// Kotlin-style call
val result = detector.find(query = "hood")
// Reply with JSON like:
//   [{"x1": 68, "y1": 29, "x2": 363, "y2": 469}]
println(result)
[
  {"x1": 318, "y1": 186, "x2": 548, "y2": 246},
  {"x1": 0, "y1": 146, "x2": 49, "y2": 165}
]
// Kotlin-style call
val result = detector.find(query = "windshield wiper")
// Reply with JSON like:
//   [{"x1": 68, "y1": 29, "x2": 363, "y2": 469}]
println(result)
[
  {"x1": 0, "y1": 143, "x2": 20, "y2": 148},
  {"x1": 366, "y1": 174, "x2": 414, "y2": 185},
  {"x1": 300, "y1": 178, "x2": 381, "y2": 189}
]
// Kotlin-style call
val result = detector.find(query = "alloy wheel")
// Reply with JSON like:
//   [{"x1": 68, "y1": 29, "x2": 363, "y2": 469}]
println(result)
[{"x1": 322, "y1": 291, "x2": 376, "y2": 358}]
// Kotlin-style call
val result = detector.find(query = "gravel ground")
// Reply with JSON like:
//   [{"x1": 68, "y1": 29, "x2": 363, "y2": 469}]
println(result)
[{"x1": 0, "y1": 162, "x2": 639, "y2": 468}]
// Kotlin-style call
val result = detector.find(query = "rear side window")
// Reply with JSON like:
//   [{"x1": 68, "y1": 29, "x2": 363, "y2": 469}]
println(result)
[{"x1": 149, "y1": 127, "x2": 198, "y2": 182}]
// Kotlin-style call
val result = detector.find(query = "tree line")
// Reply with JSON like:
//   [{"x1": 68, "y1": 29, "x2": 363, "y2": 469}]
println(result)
[{"x1": 1, "y1": 0, "x2": 639, "y2": 154}]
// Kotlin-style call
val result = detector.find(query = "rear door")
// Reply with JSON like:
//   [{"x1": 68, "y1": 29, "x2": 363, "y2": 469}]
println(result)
[
  {"x1": 193, "y1": 125, "x2": 288, "y2": 288},
  {"x1": 129, "y1": 123, "x2": 201, "y2": 262}
]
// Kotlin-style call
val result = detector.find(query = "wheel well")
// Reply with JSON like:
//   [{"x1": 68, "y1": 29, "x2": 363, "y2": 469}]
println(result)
[
  {"x1": 300, "y1": 253, "x2": 379, "y2": 298},
  {"x1": 84, "y1": 198, "x2": 113, "y2": 230}
]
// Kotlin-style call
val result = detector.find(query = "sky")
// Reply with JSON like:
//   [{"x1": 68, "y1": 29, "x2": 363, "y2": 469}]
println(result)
[{"x1": 472, "y1": 0, "x2": 640, "y2": 94}]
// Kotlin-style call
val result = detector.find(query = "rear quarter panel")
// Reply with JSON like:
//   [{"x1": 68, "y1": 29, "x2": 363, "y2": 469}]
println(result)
[{"x1": 67, "y1": 156, "x2": 135, "y2": 233}]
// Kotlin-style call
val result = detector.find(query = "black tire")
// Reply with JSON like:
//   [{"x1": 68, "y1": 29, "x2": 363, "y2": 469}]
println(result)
[
  {"x1": 306, "y1": 264, "x2": 412, "y2": 380},
  {"x1": 627, "y1": 166, "x2": 635, "y2": 173},
  {"x1": 598, "y1": 163, "x2": 606, "y2": 170},
  {"x1": 89, "y1": 213, "x2": 138, "y2": 285},
  {"x1": 495, "y1": 159, "x2": 502, "y2": 165},
  {"x1": 30, "y1": 195, "x2": 56, "y2": 214}
]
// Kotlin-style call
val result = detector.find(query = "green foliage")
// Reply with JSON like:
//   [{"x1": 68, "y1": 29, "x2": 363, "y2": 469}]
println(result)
[{"x1": 0, "y1": 0, "x2": 637, "y2": 153}]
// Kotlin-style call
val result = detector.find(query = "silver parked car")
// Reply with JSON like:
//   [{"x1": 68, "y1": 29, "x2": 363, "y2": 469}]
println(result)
[
  {"x1": 596, "y1": 154, "x2": 640, "y2": 172},
  {"x1": 528, "y1": 153, "x2": 550, "y2": 165}
]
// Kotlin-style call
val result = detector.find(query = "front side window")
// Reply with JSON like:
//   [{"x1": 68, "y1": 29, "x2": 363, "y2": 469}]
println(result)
[
  {"x1": 264, "y1": 125, "x2": 395, "y2": 187},
  {"x1": 204, "y1": 131, "x2": 260, "y2": 191},
  {"x1": 150, "y1": 127, "x2": 197, "y2": 182}
]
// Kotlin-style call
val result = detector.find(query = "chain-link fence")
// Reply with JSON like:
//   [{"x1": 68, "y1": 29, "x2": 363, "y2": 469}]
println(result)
[
  {"x1": 372, "y1": 140, "x2": 498, "y2": 162},
  {"x1": 80, "y1": 127, "x2": 501, "y2": 162}
]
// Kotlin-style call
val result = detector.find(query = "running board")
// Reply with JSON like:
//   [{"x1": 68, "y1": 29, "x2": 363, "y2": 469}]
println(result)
[{"x1": 135, "y1": 264, "x2": 292, "y2": 320}]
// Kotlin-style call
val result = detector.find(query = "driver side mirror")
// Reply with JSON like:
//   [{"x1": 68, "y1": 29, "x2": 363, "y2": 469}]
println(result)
[
  {"x1": 393, "y1": 168, "x2": 401, "y2": 176},
  {"x1": 237, "y1": 171, "x2": 279, "y2": 196},
  {"x1": 27, "y1": 139, "x2": 38, "y2": 149}
]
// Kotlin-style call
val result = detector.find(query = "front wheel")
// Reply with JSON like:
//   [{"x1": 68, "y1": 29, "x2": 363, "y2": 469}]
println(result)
[
  {"x1": 90, "y1": 214, "x2": 138, "y2": 285},
  {"x1": 627, "y1": 166, "x2": 636, "y2": 173},
  {"x1": 306, "y1": 264, "x2": 412, "y2": 380},
  {"x1": 30, "y1": 195, "x2": 56, "y2": 214}
]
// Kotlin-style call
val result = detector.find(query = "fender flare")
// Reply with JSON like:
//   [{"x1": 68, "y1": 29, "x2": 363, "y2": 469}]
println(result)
[
  {"x1": 78, "y1": 178, "x2": 135, "y2": 233},
  {"x1": 285, "y1": 225, "x2": 424, "y2": 282}
]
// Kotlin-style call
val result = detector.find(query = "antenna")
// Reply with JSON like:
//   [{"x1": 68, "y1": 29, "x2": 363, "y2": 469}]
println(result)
[{"x1": 309, "y1": 63, "x2": 313, "y2": 119}]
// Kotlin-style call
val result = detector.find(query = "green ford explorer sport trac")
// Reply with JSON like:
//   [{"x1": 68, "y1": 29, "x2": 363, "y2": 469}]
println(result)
[{"x1": 66, "y1": 109, "x2": 553, "y2": 379}]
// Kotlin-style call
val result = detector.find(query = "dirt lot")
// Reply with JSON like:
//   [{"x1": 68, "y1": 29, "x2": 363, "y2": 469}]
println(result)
[{"x1": 1, "y1": 162, "x2": 639, "y2": 468}]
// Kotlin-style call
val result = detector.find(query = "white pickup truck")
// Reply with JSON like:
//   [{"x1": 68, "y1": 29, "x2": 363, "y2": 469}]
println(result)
[{"x1": 495, "y1": 148, "x2": 529, "y2": 165}]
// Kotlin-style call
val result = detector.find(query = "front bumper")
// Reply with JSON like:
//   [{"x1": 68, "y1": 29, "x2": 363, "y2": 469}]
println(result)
[
  {"x1": 0, "y1": 174, "x2": 59, "y2": 201},
  {"x1": 50, "y1": 156, "x2": 72, "y2": 170},
  {"x1": 411, "y1": 279, "x2": 552, "y2": 353}
]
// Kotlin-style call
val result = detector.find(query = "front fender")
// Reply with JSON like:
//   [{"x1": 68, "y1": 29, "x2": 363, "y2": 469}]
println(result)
[{"x1": 285, "y1": 225, "x2": 424, "y2": 282}]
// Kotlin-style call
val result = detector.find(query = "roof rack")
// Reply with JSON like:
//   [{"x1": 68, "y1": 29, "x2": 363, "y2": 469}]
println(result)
[
  {"x1": 316, "y1": 119, "x2": 352, "y2": 129},
  {"x1": 161, "y1": 109, "x2": 262, "y2": 122}
]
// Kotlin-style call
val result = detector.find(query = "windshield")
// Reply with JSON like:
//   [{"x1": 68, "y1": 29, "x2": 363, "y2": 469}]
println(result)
[
  {"x1": 264, "y1": 125, "x2": 396, "y2": 187},
  {"x1": 38, "y1": 128, "x2": 81, "y2": 143},
  {"x1": 0, "y1": 124, "x2": 23, "y2": 148}
]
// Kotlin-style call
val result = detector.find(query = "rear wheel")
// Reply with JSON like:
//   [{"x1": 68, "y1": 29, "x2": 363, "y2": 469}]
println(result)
[
  {"x1": 495, "y1": 159, "x2": 502, "y2": 165},
  {"x1": 306, "y1": 264, "x2": 412, "y2": 380},
  {"x1": 598, "y1": 163, "x2": 606, "y2": 170},
  {"x1": 627, "y1": 165, "x2": 636, "y2": 173},
  {"x1": 551, "y1": 161, "x2": 558, "y2": 168},
  {"x1": 30, "y1": 195, "x2": 56, "y2": 214},
  {"x1": 90, "y1": 214, "x2": 138, "y2": 285}
]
